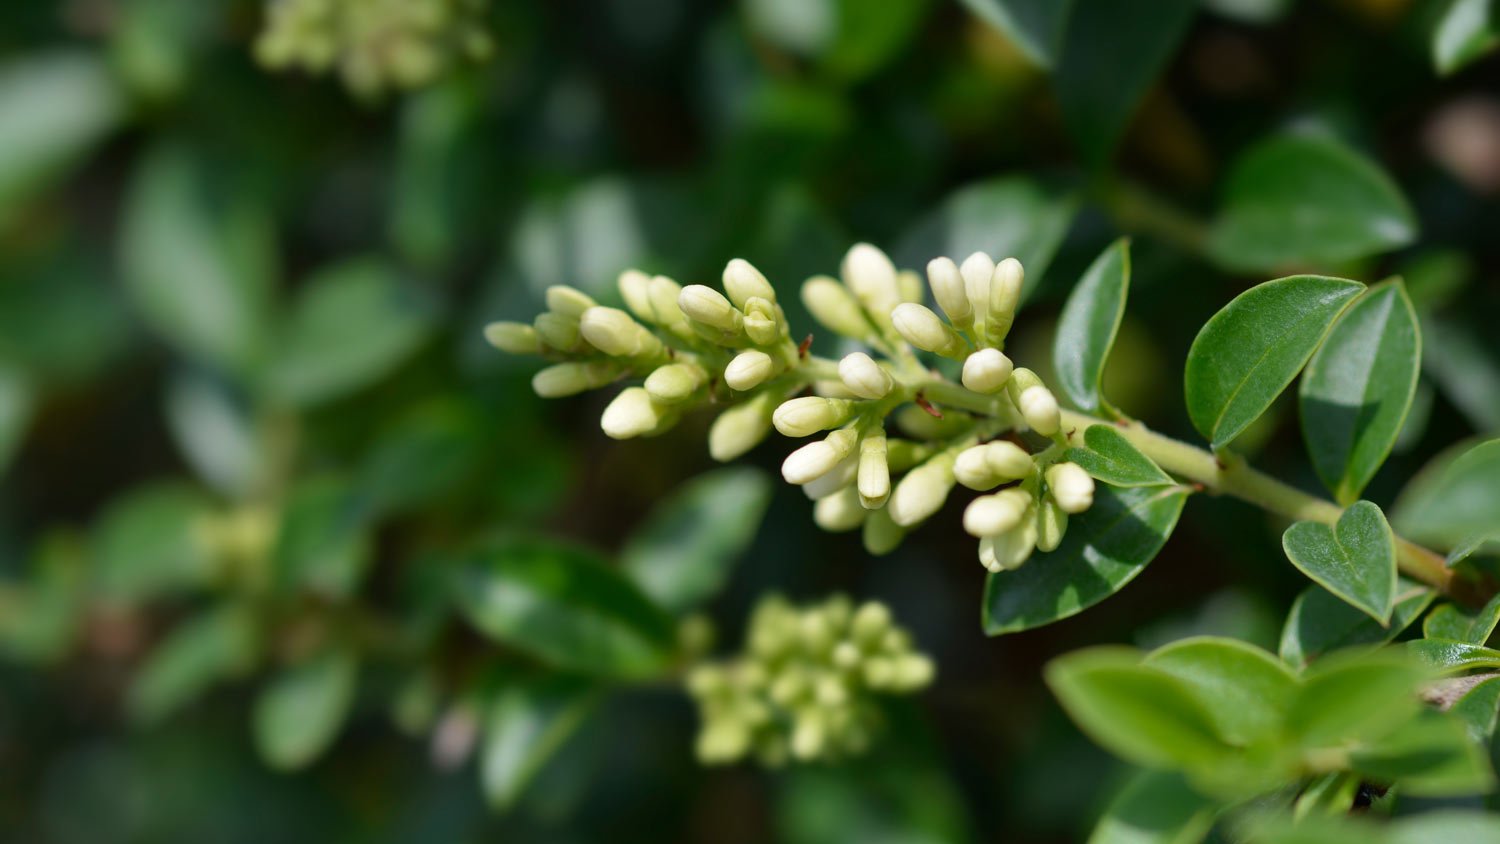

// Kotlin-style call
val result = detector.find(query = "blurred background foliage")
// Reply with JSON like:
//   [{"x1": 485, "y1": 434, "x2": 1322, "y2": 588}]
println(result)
[{"x1": 1, "y1": 0, "x2": 1500, "y2": 841}]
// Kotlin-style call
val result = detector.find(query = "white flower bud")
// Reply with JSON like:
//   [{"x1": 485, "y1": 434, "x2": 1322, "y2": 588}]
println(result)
[
  {"x1": 952, "y1": 440, "x2": 1034, "y2": 491},
  {"x1": 618, "y1": 269, "x2": 656, "y2": 322},
  {"x1": 987, "y1": 257, "x2": 1023, "y2": 346},
  {"x1": 978, "y1": 515, "x2": 1038, "y2": 573},
  {"x1": 858, "y1": 432, "x2": 890, "y2": 508},
  {"x1": 483, "y1": 321, "x2": 539, "y2": 354},
  {"x1": 838, "y1": 352, "x2": 892, "y2": 400},
  {"x1": 790, "y1": 714, "x2": 825, "y2": 760},
  {"x1": 841, "y1": 243, "x2": 900, "y2": 328},
  {"x1": 709, "y1": 391, "x2": 776, "y2": 461},
  {"x1": 963, "y1": 487, "x2": 1031, "y2": 538},
  {"x1": 579, "y1": 306, "x2": 663, "y2": 359},
  {"x1": 644, "y1": 362, "x2": 707, "y2": 403},
  {"x1": 961, "y1": 348, "x2": 1013, "y2": 394},
  {"x1": 801, "y1": 276, "x2": 871, "y2": 339},
  {"x1": 600, "y1": 387, "x2": 663, "y2": 439},
  {"x1": 926, "y1": 256, "x2": 972, "y2": 328},
  {"x1": 723, "y1": 258, "x2": 776, "y2": 309},
  {"x1": 782, "y1": 429, "x2": 857, "y2": 485},
  {"x1": 678, "y1": 285, "x2": 742, "y2": 333},
  {"x1": 802, "y1": 451, "x2": 858, "y2": 499},
  {"x1": 744, "y1": 314, "x2": 780, "y2": 346},
  {"x1": 891, "y1": 303, "x2": 964, "y2": 358},
  {"x1": 862, "y1": 507, "x2": 905, "y2": 555},
  {"x1": 887, "y1": 453, "x2": 956, "y2": 527},
  {"x1": 1036, "y1": 498, "x2": 1068, "y2": 553},
  {"x1": 725, "y1": 350, "x2": 777, "y2": 391},
  {"x1": 648, "y1": 276, "x2": 688, "y2": 327},
  {"x1": 545, "y1": 285, "x2": 596, "y2": 319},
  {"x1": 1018, "y1": 385, "x2": 1061, "y2": 437},
  {"x1": 814, "y1": 486, "x2": 866, "y2": 532},
  {"x1": 533, "y1": 312, "x2": 582, "y2": 351},
  {"x1": 1047, "y1": 462, "x2": 1095, "y2": 514},
  {"x1": 852, "y1": 602, "x2": 891, "y2": 642},
  {"x1": 773, "y1": 397, "x2": 856, "y2": 438},
  {"x1": 890, "y1": 654, "x2": 935, "y2": 691},
  {"x1": 531, "y1": 361, "x2": 618, "y2": 398},
  {"x1": 960, "y1": 252, "x2": 995, "y2": 333},
  {"x1": 897, "y1": 270, "x2": 924, "y2": 305}
]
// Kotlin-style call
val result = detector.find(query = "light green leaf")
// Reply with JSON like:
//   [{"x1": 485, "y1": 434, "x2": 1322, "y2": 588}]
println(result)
[
  {"x1": 92, "y1": 482, "x2": 216, "y2": 605},
  {"x1": 1185, "y1": 275, "x2": 1365, "y2": 449},
  {"x1": 1143, "y1": 637, "x2": 1298, "y2": 745},
  {"x1": 984, "y1": 484, "x2": 1188, "y2": 634},
  {"x1": 1281, "y1": 501, "x2": 1396, "y2": 623},
  {"x1": 1299, "y1": 282, "x2": 1421, "y2": 504},
  {"x1": 1286, "y1": 650, "x2": 1431, "y2": 749},
  {"x1": 1348, "y1": 710, "x2": 1494, "y2": 797},
  {"x1": 1408, "y1": 639, "x2": 1500, "y2": 673},
  {"x1": 1451, "y1": 676, "x2": 1500, "y2": 742},
  {"x1": 1388, "y1": 812, "x2": 1500, "y2": 844},
  {"x1": 1393, "y1": 438, "x2": 1500, "y2": 551},
  {"x1": 271, "y1": 476, "x2": 372, "y2": 600},
  {"x1": 481, "y1": 676, "x2": 598, "y2": 810},
  {"x1": 165, "y1": 368, "x2": 262, "y2": 500},
  {"x1": 1422, "y1": 592, "x2": 1500, "y2": 644},
  {"x1": 621, "y1": 468, "x2": 773, "y2": 614},
  {"x1": 267, "y1": 258, "x2": 436, "y2": 406},
  {"x1": 127, "y1": 604, "x2": 259, "y2": 724},
  {"x1": 1434, "y1": 0, "x2": 1500, "y2": 75},
  {"x1": 1279, "y1": 579, "x2": 1434, "y2": 670},
  {"x1": 456, "y1": 538, "x2": 676, "y2": 679},
  {"x1": 1208, "y1": 134, "x2": 1417, "y2": 272},
  {"x1": 1055, "y1": 239, "x2": 1130, "y2": 414},
  {"x1": 1065, "y1": 423, "x2": 1172, "y2": 488},
  {"x1": 958, "y1": 0, "x2": 1074, "y2": 67},
  {"x1": 1088, "y1": 769, "x2": 1214, "y2": 844},
  {"x1": 253, "y1": 648, "x2": 358, "y2": 770},
  {"x1": 0, "y1": 532, "x2": 87, "y2": 664}
]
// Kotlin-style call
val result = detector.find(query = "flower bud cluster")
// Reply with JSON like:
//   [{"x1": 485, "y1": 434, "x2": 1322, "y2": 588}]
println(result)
[{"x1": 686, "y1": 595, "x2": 934, "y2": 766}]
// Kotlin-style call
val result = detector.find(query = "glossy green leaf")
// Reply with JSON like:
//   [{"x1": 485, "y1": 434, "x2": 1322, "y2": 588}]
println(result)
[
  {"x1": 1087, "y1": 769, "x2": 1214, "y2": 844},
  {"x1": 267, "y1": 258, "x2": 437, "y2": 406},
  {"x1": 984, "y1": 484, "x2": 1189, "y2": 634},
  {"x1": 1286, "y1": 650, "x2": 1431, "y2": 748},
  {"x1": 165, "y1": 368, "x2": 262, "y2": 500},
  {"x1": 958, "y1": 0, "x2": 1074, "y2": 67},
  {"x1": 1053, "y1": 0, "x2": 1197, "y2": 166},
  {"x1": 1279, "y1": 579, "x2": 1434, "y2": 670},
  {"x1": 1143, "y1": 637, "x2": 1298, "y2": 745},
  {"x1": 127, "y1": 604, "x2": 259, "y2": 724},
  {"x1": 1065, "y1": 423, "x2": 1172, "y2": 488},
  {"x1": 1185, "y1": 276, "x2": 1365, "y2": 449},
  {"x1": 1434, "y1": 0, "x2": 1500, "y2": 75},
  {"x1": 1208, "y1": 134, "x2": 1417, "y2": 272},
  {"x1": 621, "y1": 467, "x2": 773, "y2": 614},
  {"x1": 1408, "y1": 639, "x2": 1500, "y2": 673},
  {"x1": 272, "y1": 476, "x2": 372, "y2": 600},
  {"x1": 1299, "y1": 282, "x2": 1421, "y2": 504},
  {"x1": 1055, "y1": 239, "x2": 1130, "y2": 414},
  {"x1": 481, "y1": 676, "x2": 597, "y2": 810},
  {"x1": 1348, "y1": 710, "x2": 1494, "y2": 796},
  {"x1": 1392, "y1": 438, "x2": 1500, "y2": 551},
  {"x1": 92, "y1": 482, "x2": 216, "y2": 605},
  {"x1": 1281, "y1": 501, "x2": 1396, "y2": 623},
  {"x1": 1422, "y1": 592, "x2": 1500, "y2": 644},
  {"x1": 253, "y1": 648, "x2": 358, "y2": 771},
  {"x1": 456, "y1": 539, "x2": 676, "y2": 679},
  {"x1": 1451, "y1": 676, "x2": 1500, "y2": 741}
]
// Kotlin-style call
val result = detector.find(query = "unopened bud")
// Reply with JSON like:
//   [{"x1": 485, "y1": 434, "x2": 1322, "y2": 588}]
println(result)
[
  {"x1": 1018, "y1": 386, "x2": 1061, "y2": 437},
  {"x1": 814, "y1": 486, "x2": 866, "y2": 532},
  {"x1": 841, "y1": 243, "x2": 900, "y2": 329},
  {"x1": 531, "y1": 361, "x2": 619, "y2": 398},
  {"x1": 644, "y1": 362, "x2": 707, "y2": 403},
  {"x1": 862, "y1": 507, "x2": 905, "y2": 556},
  {"x1": 926, "y1": 256, "x2": 972, "y2": 328},
  {"x1": 803, "y1": 451, "x2": 858, "y2": 499},
  {"x1": 963, "y1": 487, "x2": 1031, "y2": 538},
  {"x1": 858, "y1": 432, "x2": 890, "y2": 508},
  {"x1": 960, "y1": 252, "x2": 995, "y2": 332},
  {"x1": 782, "y1": 429, "x2": 858, "y2": 485},
  {"x1": 890, "y1": 654, "x2": 935, "y2": 690},
  {"x1": 978, "y1": 515, "x2": 1038, "y2": 573},
  {"x1": 600, "y1": 387, "x2": 664, "y2": 439},
  {"x1": 897, "y1": 270, "x2": 924, "y2": 304},
  {"x1": 483, "y1": 321, "x2": 539, "y2": 354},
  {"x1": 726, "y1": 350, "x2": 778, "y2": 391},
  {"x1": 1036, "y1": 498, "x2": 1068, "y2": 553},
  {"x1": 790, "y1": 714, "x2": 825, "y2": 760},
  {"x1": 744, "y1": 313, "x2": 781, "y2": 346},
  {"x1": 891, "y1": 303, "x2": 965, "y2": 358},
  {"x1": 709, "y1": 391, "x2": 776, "y2": 461},
  {"x1": 986, "y1": 258, "x2": 1023, "y2": 346},
  {"x1": 887, "y1": 452, "x2": 956, "y2": 527},
  {"x1": 648, "y1": 276, "x2": 688, "y2": 328},
  {"x1": 773, "y1": 397, "x2": 857, "y2": 438},
  {"x1": 1047, "y1": 462, "x2": 1095, "y2": 514},
  {"x1": 961, "y1": 348, "x2": 1013, "y2": 394},
  {"x1": 801, "y1": 276, "x2": 871, "y2": 339},
  {"x1": 545, "y1": 285, "x2": 596, "y2": 319},
  {"x1": 678, "y1": 285, "x2": 742, "y2": 333},
  {"x1": 838, "y1": 352, "x2": 892, "y2": 399},
  {"x1": 852, "y1": 602, "x2": 891, "y2": 642},
  {"x1": 534, "y1": 312, "x2": 582, "y2": 352},
  {"x1": 953, "y1": 441, "x2": 1034, "y2": 490},
  {"x1": 579, "y1": 306, "x2": 663, "y2": 359},
  {"x1": 723, "y1": 258, "x2": 776, "y2": 308},
  {"x1": 618, "y1": 269, "x2": 656, "y2": 322}
]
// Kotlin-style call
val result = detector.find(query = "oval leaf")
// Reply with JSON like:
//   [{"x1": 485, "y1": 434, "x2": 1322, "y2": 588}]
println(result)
[
  {"x1": 1143, "y1": 637, "x2": 1299, "y2": 745},
  {"x1": 1408, "y1": 639, "x2": 1500, "y2": 674},
  {"x1": 1281, "y1": 501, "x2": 1396, "y2": 623},
  {"x1": 1348, "y1": 710, "x2": 1495, "y2": 797},
  {"x1": 1434, "y1": 0, "x2": 1500, "y2": 75},
  {"x1": 126, "y1": 604, "x2": 259, "y2": 725},
  {"x1": 1422, "y1": 592, "x2": 1500, "y2": 645},
  {"x1": 482, "y1": 676, "x2": 598, "y2": 810},
  {"x1": 1300, "y1": 282, "x2": 1421, "y2": 504},
  {"x1": 1279, "y1": 579, "x2": 1434, "y2": 671},
  {"x1": 1392, "y1": 438, "x2": 1500, "y2": 551},
  {"x1": 1065, "y1": 423, "x2": 1172, "y2": 488},
  {"x1": 1287, "y1": 650, "x2": 1431, "y2": 749},
  {"x1": 984, "y1": 484, "x2": 1188, "y2": 634},
  {"x1": 1185, "y1": 275, "x2": 1365, "y2": 449},
  {"x1": 958, "y1": 0, "x2": 1074, "y2": 67},
  {"x1": 253, "y1": 648, "x2": 358, "y2": 770},
  {"x1": 1451, "y1": 676, "x2": 1500, "y2": 741},
  {"x1": 1055, "y1": 238, "x2": 1130, "y2": 413}
]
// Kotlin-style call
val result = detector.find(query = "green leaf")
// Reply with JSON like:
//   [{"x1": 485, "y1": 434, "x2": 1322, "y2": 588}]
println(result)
[
  {"x1": 621, "y1": 468, "x2": 773, "y2": 614},
  {"x1": 819, "y1": 0, "x2": 932, "y2": 82},
  {"x1": 984, "y1": 484, "x2": 1189, "y2": 634},
  {"x1": 1422, "y1": 592, "x2": 1500, "y2": 644},
  {"x1": 1434, "y1": 0, "x2": 1500, "y2": 75},
  {"x1": 1055, "y1": 239, "x2": 1130, "y2": 414},
  {"x1": 0, "y1": 364, "x2": 34, "y2": 480},
  {"x1": 1087, "y1": 769, "x2": 1215, "y2": 844},
  {"x1": 1408, "y1": 639, "x2": 1500, "y2": 673},
  {"x1": 1388, "y1": 812, "x2": 1500, "y2": 844},
  {"x1": 1053, "y1": 0, "x2": 1198, "y2": 166},
  {"x1": 92, "y1": 482, "x2": 216, "y2": 605},
  {"x1": 1451, "y1": 676, "x2": 1500, "y2": 741},
  {"x1": 1185, "y1": 275, "x2": 1365, "y2": 449},
  {"x1": 1279, "y1": 579, "x2": 1434, "y2": 671},
  {"x1": 1281, "y1": 501, "x2": 1396, "y2": 623},
  {"x1": 164, "y1": 368, "x2": 262, "y2": 500},
  {"x1": 1348, "y1": 710, "x2": 1494, "y2": 797},
  {"x1": 481, "y1": 676, "x2": 598, "y2": 810},
  {"x1": 456, "y1": 538, "x2": 676, "y2": 679},
  {"x1": 1392, "y1": 438, "x2": 1500, "y2": 551},
  {"x1": 957, "y1": 0, "x2": 1074, "y2": 67},
  {"x1": 1207, "y1": 134, "x2": 1417, "y2": 272},
  {"x1": 358, "y1": 399, "x2": 487, "y2": 517},
  {"x1": 271, "y1": 476, "x2": 372, "y2": 600},
  {"x1": 1143, "y1": 637, "x2": 1298, "y2": 745},
  {"x1": 1045, "y1": 647, "x2": 1235, "y2": 769},
  {"x1": 127, "y1": 604, "x2": 259, "y2": 724},
  {"x1": 253, "y1": 648, "x2": 358, "y2": 771},
  {"x1": 267, "y1": 258, "x2": 437, "y2": 406},
  {"x1": 1299, "y1": 282, "x2": 1421, "y2": 504},
  {"x1": 1422, "y1": 314, "x2": 1500, "y2": 433},
  {"x1": 1286, "y1": 650, "x2": 1431, "y2": 749},
  {"x1": 1065, "y1": 424, "x2": 1172, "y2": 488},
  {"x1": 0, "y1": 532, "x2": 87, "y2": 664},
  {"x1": 894, "y1": 176, "x2": 1076, "y2": 302}
]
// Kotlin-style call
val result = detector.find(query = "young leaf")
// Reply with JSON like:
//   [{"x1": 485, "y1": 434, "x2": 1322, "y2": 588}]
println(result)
[
  {"x1": 1348, "y1": 710, "x2": 1495, "y2": 797},
  {"x1": 456, "y1": 538, "x2": 676, "y2": 679},
  {"x1": 1434, "y1": 0, "x2": 1500, "y2": 75},
  {"x1": 1045, "y1": 647, "x2": 1235, "y2": 770},
  {"x1": 481, "y1": 676, "x2": 598, "y2": 810},
  {"x1": 1422, "y1": 593, "x2": 1500, "y2": 645},
  {"x1": 1055, "y1": 239, "x2": 1130, "y2": 414},
  {"x1": 1392, "y1": 438, "x2": 1500, "y2": 551},
  {"x1": 1065, "y1": 423, "x2": 1172, "y2": 487},
  {"x1": 1207, "y1": 134, "x2": 1417, "y2": 272},
  {"x1": 1281, "y1": 501, "x2": 1397, "y2": 623},
  {"x1": 958, "y1": 0, "x2": 1074, "y2": 68},
  {"x1": 1279, "y1": 579, "x2": 1434, "y2": 671},
  {"x1": 1143, "y1": 637, "x2": 1299, "y2": 745},
  {"x1": 1408, "y1": 639, "x2": 1500, "y2": 673},
  {"x1": 127, "y1": 604, "x2": 259, "y2": 725},
  {"x1": 1286, "y1": 650, "x2": 1431, "y2": 749},
  {"x1": 1299, "y1": 282, "x2": 1421, "y2": 505},
  {"x1": 1185, "y1": 276, "x2": 1365, "y2": 449},
  {"x1": 253, "y1": 648, "x2": 358, "y2": 771},
  {"x1": 1087, "y1": 769, "x2": 1215, "y2": 844},
  {"x1": 984, "y1": 484, "x2": 1188, "y2": 634},
  {"x1": 621, "y1": 467, "x2": 773, "y2": 614}
]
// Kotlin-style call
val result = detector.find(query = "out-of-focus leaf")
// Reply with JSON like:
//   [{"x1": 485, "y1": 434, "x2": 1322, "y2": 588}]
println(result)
[
  {"x1": 820, "y1": 0, "x2": 931, "y2": 81},
  {"x1": 1279, "y1": 579, "x2": 1433, "y2": 670},
  {"x1": 1434, "y1": 0, "x2": 1500, "y2": 75},
  {"x1": 1143, "y1": 637, "x2": 1298, "y2": 745},
  {"x1": 984, "y1": 484, "x2": 1189, "y2": 634},
  {"x1": 456, "y1": 539, "x2": 676, "y2": 679},
  {"x1": 481, "y1": 676, "x2": 597, "y2": 810},
  {"x1": 775, "y1": 751, "x2": 974, "y2": 844},
  {"x1": 266, "y1": 258, "x2": 437, "y2": 406},
  {"x1": 1065, "y1": 423, "x2": 1172, "y2": 488},
  {"x1": 272, "y1": 476, "x2": 372, "y2": 600},
  {"x1": 1422, "y1": 314, "x2": 1500, "y2": 432},
  {"x1": 358, "y1": 399, "x2": 487, "y2": 517},
  {"x1": 1203, "y1": 0, "x2": 1293, "y2": 24},
  {"x1": 1184, "y1": 276, "x2": 1365, "y2": 449},
  {"x1": 390, "y1": 79, "x2": 484, "y2": 268},
  {"x1": 127, "y1": 604, "x2": 259, "y2": 724},
  {"x1": 1387, "y1": 812, "x2": 1500, "y2": 844},
  {"x1": 958, "y1": 0, "x2": 1073, "y2": 67},
  {"x1": 1249, "y1": 812, "x2": 1500, "y2": 843},
  {"x1": 1422, "y1": 592, "x2": 1500, "y2": 644},
  {"x1": 1348, "y1": 710, "x2": 1494, "y2": 796},
  {"x1": 0, "y1": 255, "x2": 131, "y2": 385},
  {"x1": 109, "y1": 0, "x2": 221, "y2": 102},
  {"x1": 1055, "y1": 239, "x2": 1130, "y2": 414},
  {"x1": 93, "y1": 482, "x2": 216, "y2": 605},
  {"x1": 0, "y1": 532, "x2": 87, "y2": 664},
  {"x1": 1053, "y1": 0, "x2": 1198, "y2": 166},
  {"x1": 253, "y1": 647, "x2": 358, "y2": 770},
  {"x1": 1299, "y1": 282, "x2": 1421, "y2": 504},
  {"x1": 621, "y1": 467, "x2": 772, "y2": 614},
  {"x1": 165, "y1": 368, "x2": 262, "y2": 500},
  {"x1": 1285, "y1": 650, "x2": 1431, "y2": 749},
  {"x1": 1087, "y1": 770, "x2": 1215, "y2": 844},
  {"x1": 1207, "y1": 134, "x2": 1417, "y2": 272},
  {"x1": 1393, "y1": 438, "x2": 1500, "y2": 551},
  {"x1": 0, "y1": 364, "x2": 33, "y2": 479},
  {"x1": 1281, "y1": 501, "x2": 1396, "y2": 623},
  {"x1": 894, "y1": 176, "x2": 1076, "y2": 301}
]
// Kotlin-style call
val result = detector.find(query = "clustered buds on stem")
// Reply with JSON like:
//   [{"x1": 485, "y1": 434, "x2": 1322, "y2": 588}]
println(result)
[
  {"x1": 487, "y1": 243, "x2": 1098, "y2": 575},
  {"x1": 686, "y1": 595, "x2": 934, "y2": 765}
]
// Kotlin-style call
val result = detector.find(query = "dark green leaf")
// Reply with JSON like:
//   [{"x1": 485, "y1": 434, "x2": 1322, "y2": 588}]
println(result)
[
  {"x1": 253, "y1": 648, "x2": 358, "y2": 770},
  {"x1": 1299, "y1": 282, "x2": 1421, "y2": 504},
  {"x1": 1408, "y1": 639, "x2": 1500, "y2": 673},
  {"x1": 1434, "y1": 0, "x2": 1500, "y2": 75},
  {"x1": 272, "y1": 476, "x2": 372, "y2": 600},
  {"x1": 1279, "y1": 579, "x2": 1434, "y2": 670},
  {"x1": 0, "y1": 364, "x2": 33, "y2": 480},
  {"x1": 1185, "y1": 276, "x2": 1365, "y2": 449},
  {"x1": 819, "y1": 0, "x2": 931, "y2": 82},
  {"x1": 1286, "y1": 650, "x2": 1431, "y2": 748},
  {"x1": 1087, "y1": 769, "x2": 1215, "y2": 844},
  {"x1": 1143, "y1": 637, "x2": 1298, "y2": 745},
  {"x1": 1281, "y1": 501, "x2": 1396, "y2": 623},
  {"x1": 1348, "y1": 710, "x2": 1494, "y2": 796},
  {"x1": 1422, "y1": 592, "x2": 1500, "y2": 644},
  {"x1": 1055, "y1": 239, "x2": 1130, "y2": 414},
  {"x1": 1393, "y1": 438, "x2": 1500, "y2": 551},
  {"x1": 0, "y1": 532, "x2": 87, "y2": 664},
  {"x1": 1065, "y1": 423, "x2": 1172, "y2": 488},
  {"x1": 127, "y1": 604, "x2": 259, "y2": 724},
  {"x1": 958, "y1": 0, "x2": 1074, "y2": 67},
  {"x1": 92, "y1": 482, "x2": 215, "y2": 605},
  {"x1": 481, "y1": 676, "x2": 598, "y2": 810},
  {"x1": 984, "y1": 484, "x2": 1189, "y2": 634}
]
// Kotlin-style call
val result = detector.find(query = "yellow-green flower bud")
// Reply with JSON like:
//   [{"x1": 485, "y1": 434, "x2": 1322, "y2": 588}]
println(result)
[
  {"x1": 814, "y1": 486, "x2": 866, "y2": 532},
  {"x1": 743, "y1": 301, "x2": 782, "y2": 345},
  {"x1": 696, "y1": 720, "x2": 751, "y2": 764},
  {"x1": 961, "y1": 348, "x2": 1013, "y2": 394},
  {"x1": 1007, "y1": 369, "x2": 1060, "y2": 436},
  {"x1": 963, "y1": 487, "x2": 1031, "y2": 538},
  {"x1": 782, "y1": 429, "x2": 858, "y2": 485},
  {"x1": 986, "y1": 257, "x2": 1024, "y2": 347},
  {"x1": 773, "y1": 397, "x2": 857, "y2": 438},
  {"x1": 709, "y1": 391, "x2": 777, "y2": 461},
  {"x1": 1046, "y1": 462, "x2": 1095, "y2": 514},
  {"x1": 725, "y1": 350, "x2": 777, "y2": 391},
  {"x1": 545, "y1": 285, "x2": 596, "y2": 319},
  {"x1": 678, "y1": 284, "x2": 742, "y2": 333},
  {"x1": 857, "y1": 432, "x2": 890, "y2": 509},
  {"x1": 601, "y1": 387, "x2": 665, "y2": 439},
  {"x1": 978, "y1": 513, "x2": 1037, "y2": 573},
  {"x1": 887, "y1": 452, "x2": 957, "y2": 527},
  {"x1": 801, "y1": 276, "x2": 871, "y2": 339},
  {"x1": 648, "y1": 275, "x2": 689, "y2": 329},
  {"x1": 483, "y1": 321, "x2": 540, "y2": 355},
  {"x1": 618, "y1": 269, "x2": 656, "y2": 323},
  {"x1": 891, "y1": 303, "x2": 966, "y2": 358},
  {"x1": 926, "y1": 256, "x2": 972, "y2": 329},
  {"x1": 790, "y1": 713, "x2": 826, "y2": 760},
  {"x1": 862, "y1": 506, "x2": 905, "y2": 555},
  {"x1": 644, "y1": 362, "x2": 707, "y2": 403},
  {"x1": 890, "y1": 654, "x2": 935, "y2": 691},
  {"x1": 838, "y1": 352, "x2": 892, "y2": 400},
  {"x1": 534, "y1": 312, "x2": 583, "y2": 352},
  {"x1": 897, "y1": 270, "x2": 924, "y2": 305},
  {"x1": 579, "y1": 306, "x2": 663, "y2": 359},
  {"x1": 723, "y1": 258, "x2": 776, "y2": 309},
  {"x1": 531, "y1": 361, "x2": 620, "y2": 398},
  {"x1": 1036, "y1": 498, "x2": 1068, "y2": 553},
  {"x1": 851, "y1": 601, "x2": 891, "y2": 644},
  {"x1": 841, "y1": 243, "x2": 900, "y2": 330},
  {"x1": 953, "y1": 441, "x2": 1034, "y2": 490}
]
